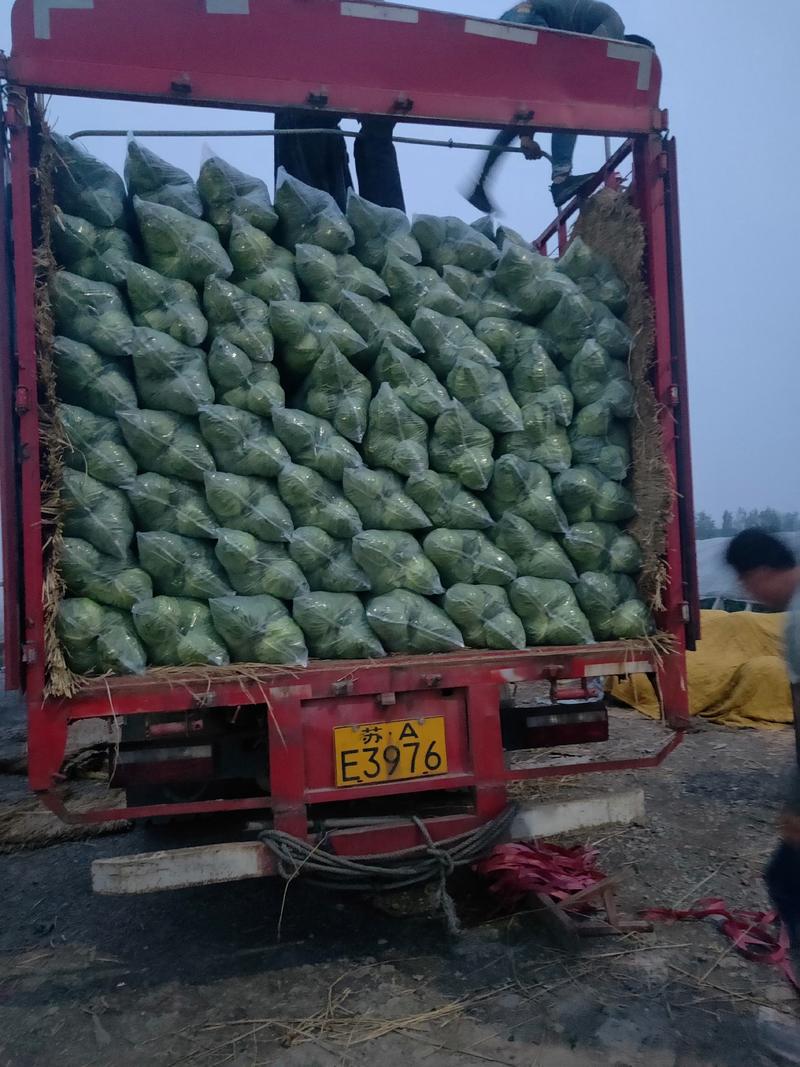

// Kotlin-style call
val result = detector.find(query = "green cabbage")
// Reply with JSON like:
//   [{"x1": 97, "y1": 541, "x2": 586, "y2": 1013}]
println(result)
[
  {"x1": 484, "y1": 455, "x2": 567, "y2": 534},
  {"x1": 57, "y1": 598, "x2": 147, "y2": 675},
  {"x1": 591, "y1": 300, "x2": 632, "y2": 361},
  {"x1": 422, "y1": 529, "x2": 516, "y2": 587},
  {"x1": 126, "y1": 472, "x2": 219, "y2": 539},
  {"x1": 125, "y1": 140, "x2": 202, "y2": 219},
  {"x1": 615, "y1": 574, "x2": 640, "y2": 603},
  {"x1": 352, "y1": 530, "x2": 443, "y2": 596},
  {"x1": 474, "y1": 318, "x2": 559, "y2": 371},
  {"x1": 126, "y1": 263, "x2": 208, "y2": 347},
  {"x1": 562, "y1": 523, "x2": 611, "y2": 573},
  {"x1": 274, "y1": 169, "x2": 354, "y2": 253},
  {"x1": 204, "y1": 277, "x2": 273, "y2": 363},
  {"x1": 493, "y1": 243, "x2": 576, "y2": 321},
  {"x1": 295, "y1": 243, "x2": 388, "y2": 305},
  {"x1": 509, "y1": 577, "x2": 594, "y2": 646},
  {"x1": 272, "y1": 407, "x2": 362, "y2": 482},
  {"x1": 507, "y1": 345, "x2": 563, "y2": 404},
  {"x1": 205, "y1": 471, "x2": 294, "y2": 542},
  {"x1": 574, "y1": 571, "x2": 621, "y2": 638},
  {"x1": 498, "y1": 426, "x2": 572, "y2": 475},
  {"x1": 134, "y1": 196, "x2": 233, "y2": 285},
  {"x1": 346, "y1": 191, "x2": 421, "y2": 271},
  {"x1": 491, "y1": 513, "x2": 577, "y2": 583},
  {"x1": 570, "y1": 421, "x2": 632, "y2": 482},
  {"x1": 198, "y1": 154, "x2": 278, "y2": 237},
  {"x1": 215, "y1": 528, "x2": 309, "y2": 599},
  {"x1": 539, "y1": 290, "x2": 596, "y2": 360},
  {"x1": 293, "y1": 592, "x2": 386, "y2": 659},
  {"x1": 342, "y1": 467, "x2": 431, "y2": 531},
  {"x1": 60, "y1": 537, "x2": 152, "y2": 610},
  {"x1": 556, "y1": 237, "x2": 627, "y2": 318},
  {"x1": 137, "y1": 531, "x2": 233, "y2": 599},
  {"x1": 270, "y1": 301, "x2": 366, "y2": 374},
  {"x1": 61, "y1": 469, "x2": 134, "y2": 559},
  {"x1": 289, "y1": 526, "x2": 371, "y2": 593},
  {"x1": 51, "y1": 133, "x2": 127, "y2": 229},
  {"x1": 197, "y1": 404, "x2": 289, "y2": 479},
  {"x1": 593, "y1": 480, "x2": 636, "y2": 523},
  {"x1": 554, "y1": 466, "x2": 601, "y2": 520},
  {"x1": 207, "y1": 337, "x2": 285, "y2": 417},
  {"x1": 405, "y1": 470, "x2": 493, "y2": 530},
  {"x1": 429, "y1": 402, "x2": 494, "y2": 491},
  {"x1": 608, "y1": 599, "x2": 652, "y2": 638},
  {"x1": 209, "y1": 594, "x2": 308, "y2": 665},
  {"x1": 131, "y1": 327, "x2": 215, "y2": 415},
  {"x1": 412, "y1": 214, "x2": 499, "y2": 273},
  {"x1": 297, "y1": 343, "x2": 371, "y2": 443},
  {"x1": 132, "y1": 596, "x2": 230, "y2": 667},
  {"x1": 441, "y1": 266, "x2": 519, "y2": 329},
  {"x1": 382, "y1": 255, "x2": 464, "y2": 323},
  {"x1": 51, "y1": 271, "x2": 136, "y2": 358},
  {"x1": 366, "y1": 590, "x2": 465, "y2": 655},
  {"x1": 443, "y1": 585, "x2": 526, "y2": 651},
  {"x1": 53, "y1": 336, "x2": 139, "y2": 417},
  {"x1": 117, "y1": 409, "x2": 216, "y2": 483},
  {"x1": 228, "y1": 215, "x2": 299, "y2": 302},
  {"x1": 364, "y1": 384, "x2": 429, "y2": 476},
  {"x1": 609, "y1": 531, "x2": 643, "y2": 575},
  {"x1": 446, "y1": 359, "x2": 523, "y2": 434},
  {"x1": 60, "y1": 403, "x2": 137, "y2": 486},
  {"x1": 370, "y1": 343, "x2": 450, "y2": 423},
  {"x1": 338, "y1": 292, "x2": 424, "y2": 366},
  {"x1": 410, "y1": 308, "x2": 497, "y2": 377},
  {"x1": 52, "y1": 211, "x2": 137, "y2": 288},
  {"x1": 277, "y1": 463, "x2": 362, "y2": 538}
]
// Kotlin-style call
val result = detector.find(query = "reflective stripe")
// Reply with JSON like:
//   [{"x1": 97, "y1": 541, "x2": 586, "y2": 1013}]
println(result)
[
  {"x1": 34, "y1": 0, "x2": 94, "y2": 40},
  {"x1": 464, "y1": 18, "x2": 538, "y2": 45},
  {"x1": 206, "y1": 0, "x2": 250, "y2": 12},
  {"x1": 607, "y1": 41, "x2": 653, "y2": 91},
  {"x1": 586, "y1": 660, "x2": 651, "y2": 676},
  {"x1": 341, "y1": 2, "x2": 419, "y2": 23}
]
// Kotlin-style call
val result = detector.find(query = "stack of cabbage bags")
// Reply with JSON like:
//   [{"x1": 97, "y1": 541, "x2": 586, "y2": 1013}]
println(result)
[{"x1": 49, "y1": 133, "x2": 650, "y2": 676}]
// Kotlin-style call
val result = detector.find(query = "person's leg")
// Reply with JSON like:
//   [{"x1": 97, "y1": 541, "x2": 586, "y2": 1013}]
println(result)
[
  {"x1": 766, "y1": 842, "x2": 800, "y2": 975},
  {"x1": 354, "y1": 118, "x2": 405, "y2": 211},
  {"x1": 550, "y1": 132, "x2": 578, "y2": 183},
  {"x1": 273, "y1": 109, "x2": 353, "y2": 211}
]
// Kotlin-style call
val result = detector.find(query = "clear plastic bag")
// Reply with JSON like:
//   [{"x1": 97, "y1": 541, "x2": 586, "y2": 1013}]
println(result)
[
  {"x1": 277, "y1": 463, "x2": 362, "y2": 539},
  {"x1": 509, "y1": 577, "x2": 594, "y2": 646},
  {"x1": 205, "y1": 470, "x2": 294, "y2": 543},
  {"x1": 125, "y1": 140, "x2": 203, "y2": 219},
  {"x1": 405, "y1": 470, "x2": 493, "y2": 531},
  {"x1": 126, "y1": 263, "x2": 208, "y2": 347},
  {"x1": 593, "y1": 480, "x2": 636, "y2": 523},
  {"x1": 608, "y1": 599, "x2": 652, "y2": 638},
  {"x1": 554, "y1": 466, "x2": 601, "y2": 521},
  {"x1": 556, "y1": 236, "x2": 627, "y2": 318},
  {"x1": 539, "y1": 290, "x2": 596, "y2": 360},
  {"x1": 60, "y1": 537, "x2": 152, "y2": 611},
  {"x1": 293, "y1": 592, "x2": 386, "y2": 660},
  {"x1": 134, "y1": 196, "x2": 233, "y2": 286},
  {"x1": 342, "y1": 467, "x2": 431, "y2": 531},
  {"x1": 198, "y1": 404, "x2": 289, "y2": 479},
  {"x1": 371, "y1": 343, "x2": 451, "y2": 423},
  {"x1": 270, "y1": 301, "x2": 366, "y2": 374},
  {"x1": 412, "y1": 214, "x2": 499, "y2": 273},
  {"x1": 295, "y1": 244, "x2": 388, "y2": 305},
  {"x1": 54, "y1": 336, "x2": 139, "y2": 417},
  {"x1": 364, "y1": 384, "x2": 429, "y2": 476},
  {"x1": 429, "y1": 401, "x2": 494, "y2": 491},
  {"x1": 57, "y1": 598, "x2": 147, "y2": 675},
  {"x1": 337, "y1": 292, "x2": 423, "y2": 366},
  {"x1": 352, "y1": 530, "x2": 443, "y2": 596},
  {"x1": 198, "y1": 153, "x2": 278, "y2": 237},
  {"x1": 289, "y1": 526, "x2": 371, "y2": 593},
  {"x1": 117, "y1": 409, "x2": 216, "y2": 483},
  {"x1": 204, "y1": 277, "x2": 274, "y2": 363},
  {"x1": 441, "y1": 266, "x2": 519, "y2": 329},
  {"x1": 382, "y1": 255, "x2": 464, "y2": 323},
  {"x1": 591, "y1": 300, "x2": 632, "y2": 361},
  {"x1": 207, "y1": 337, "x2": 285, "y2": 418},
  {"x1": 274, "y1": 169, "x2": 354, "y2": 253},
  {"x1": 228, "y1": 215, "x2": 300, "y2": 302},
  {"x1": 346, "y1": 191, "x2": 421, "y2": 271},
  {"x1": 562, "y1": 522, "x2": 611, "y2": 573},
  {"x1": 137, "y1": 531, "x2": 233, "y2": 599},
  {"x1": 52, "y1": 211, "x2": 137, "y2": 288},
  {"x1": 491, "y1": 513, "x2": 577, "y2": 583},
  {"x1": 609, "y1": 531, "x2": 643, "y2": 575},
  {"x1": 443, "y1": 584, "x2": 526, "y2": 651},
  {"x1": 51, "y1": 271, "x2": 136, "y2": 358},
  {"x1": 446, "y1": 359, "x2": 523, "y2": 434},
  {"x1": 61, "y1": 469, "x2": 134, "y2": 560},
  {"x1": 61, "y1": 403, "x2": 137, "y2": 487},
  {"x1": 272, "y1": 407, "x2": 362, "y2": 482},
  {"x1": 574, "y1": 571, "x2": 621, "y2": 639},
  {"x1": 474, "y1": 318, "x2": 558, "y2": 372},
  {"x1": 410, "y1": 308, "x2": 497, "y2": 377},
  {"x1": 51, "y1": 133, "x2": 127, "y2": 229},
  {"x1": 499, "y1": 422, "x2": 572, "y2": 475},
  {"x1": 209, "y1": 594, "x2": 308, "y2": 665},
  {"x1": 131, "y1": 327, "x2": 215, "y2": 415},
  {"x1": 493, "y1": 243, "x2": 576, "y2": 322},
  {"x1": 422, "y1": 529, "x2": 517, "y2": 588},
  {"x1": 366, "y1": 590, "x2": 464, "y2": 655},
  {"x1": 132, "y1": 596, "x2": 230, "y2": 667},
  {"x1": 297, "y1": 343, "x2": 371, "y2": 443},
  {"x1": 215, "y1": 528, "x2": 309, "y2": 599},
  {"x1": 484, "y1": 455, "x2": 567, "y2": 534},
  {"x1": 126, "y1": 472, "x2": 219, "y2": 539}
]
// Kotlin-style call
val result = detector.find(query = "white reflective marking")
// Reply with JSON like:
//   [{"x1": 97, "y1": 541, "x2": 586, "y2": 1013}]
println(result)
[
  {"x1": 206, "y1": 0, "x2": 250, "y2": 12},
  {"x1": 341, "y1": 2, "x2": 419, "y2": 23},
  {"x1": 497, "y1": 669, "x2": 526, "y2": 682},
  {"x1": 34, "y1": 0, "x2": 94, "y2": 40},
  {"x1": 464, "y1": 18, "x2": 538, "y2": 45},
  {"x1": 607, "y1": 41, "x2": 653, "y2": 91},
  {"x1": 587, "y1": 661, "x2": 651, "y2": 676}
]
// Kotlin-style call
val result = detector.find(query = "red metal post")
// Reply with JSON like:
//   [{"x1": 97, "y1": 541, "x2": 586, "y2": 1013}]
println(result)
[
  {"x1": 466, "y1": 684, "x2": 508, "y2": 823},
  {"x1": 267, "y1": 688, "x2": 310, "y2": 840}
]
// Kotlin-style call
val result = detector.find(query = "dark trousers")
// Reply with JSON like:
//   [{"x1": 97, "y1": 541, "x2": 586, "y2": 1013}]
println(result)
[{"x1": 765, "y1": 843, "x2": 800, "y2": 950}]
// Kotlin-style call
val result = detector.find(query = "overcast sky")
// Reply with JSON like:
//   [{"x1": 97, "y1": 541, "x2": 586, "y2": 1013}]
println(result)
[{"x1": 1, "y1": 0, "x2": 798, "y2": 520}]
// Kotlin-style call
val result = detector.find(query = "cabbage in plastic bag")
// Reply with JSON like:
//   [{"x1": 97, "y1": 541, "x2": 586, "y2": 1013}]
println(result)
[
  {"x1": 422, "y1": 529, "x2": 517, "y2": 587},
  {"x1": 297, "y1": 343, "x2": 371, "y2": 443},
  {"x1": 429, "y1": 401, "x2": 494, "y2": 491},
  {"x1": 132, "y1": 596, "x2": 230, "y2": 666},
  {"x1": 134, "y1": 196, "x2": 233, "y2": 286},
  {"x1": 570, "y1": 421, "x2": 632, "y2": 482},
  {"x1": 505, "y1": 346, "x2": 563, "y2": 409},
  {"x1": 125, "y1": 140, "x2": 203, "y2": 219},
  {"x1": 60, "y1": 403, "x2": 137, "y2": 487},
  {"x1": 272, "y1": 407, "x2": 362, "y2": 482},
  {"x1": 215, "y1": 528, "x2": 309, "y2": 599},
  {"x1": 371, "y1": 343, "x2": 450, "y2": 422},
  {"x1": 405, "y1": 470, "x2": 493, "y2": 531},
  {"x1": 207, "y1": 337, "x2": 285, "y2": 418},
  {"x1": 61, "y1": 537, "x2": 152, "y2": 610},
  {"x1": 137, "y1": 531, "x2": 233, "y2": 599},
  {"x1": 609, "y1": 531, "x2": 643, "y2": 575},
  {"x1": 539, "y1": 290, "x2": 596, "y2": 360},
  {"x1": 205, "y1": 471, "x2": 294, "y2": 543},
  {"x1": 54, "y1": 336, "x2": 138, "y2": 417},
  {"x1": 443, "y1": 584, "x2": 526, "y2": 651},
  {"x1": 62, "y1": 469, "x2": 134, "y2": 559},
  {"x1": 277, "y1": 463, "x2": 361, "y2": 539},
  {"x1": 51, "y1": 271, "x2": 136, "y2": 358},
  {"x1": 446, "y1": 359, "x2": 523, "y2": 434},
  {"x1": 499, "y1": 423, "x2": 572, "y2": 475},
  {"x1": 591, "y1": 300, "x2": 632, "y2": 361},
  {"x1": 491, "y1": 513, "x2": 577, "y2": 583},
  {"x1": 441, "y1": 266, "x2": 519, "y2": 329},
  {"x1": 270, "y1": 301, "x2": 366, "y2": 374},
  {"x1": 132, "y1": 328, "x2": 215, "y2": 416},
  {"x1": 337, "y1": 292, "x2": 423, "y2": 366},
  {"x1": 352, "y1": 530, "x2": 442, "y2": 596},
  {"x1": 382, "y1": 255, "x2": 464, "y2": 323},
  {"x1": 52, "y1": 211, "x2": 137, "y2": 288},
  {"x1": 574, "y1": 571, "x2": 621, "y2": 638},
  {"x1": 593, "y1": 480, "x2": 636, "y2": 523},
  {"x1": 198, "y1": 404, "x2": 289, "y2": 479},
  {"x1": 608, "y1": 599, "x2": 652, "y2": 638},
  {"x1": 554, "y1": 466, "x2": 601, "y2": 521},
  {"x1": 117, "y1": 409, "x2": 216, "y2": 483},
  {"x1": 556, "y1": 236, "x2": 627, "y2": 318},
  {"x1": 295, "y1": 243, "x2": 388, "y2": 305},
  {"x1": 342, "y1": 467, "x2": 430, "y2": 531},
  {"x1": 474, "y1": 318, "x2": 559, "y2": 371},
  {"x1": 410, "y1": 308, "x2": 497, "y2": 377},
  {"x1": 51, "y1": 133, "x2": 127, "y2": 229},
  {"x1": 126, "y1": 472, "x2": 219, "y2": 539},
  {"x1": 493, "y1": 243, "x2": 576, "y2": 321},
  {"x1": 509, "y1": 577, "x2": 594, "y2": 646},
  {"x1": 204, "y1": 277, "x2": 273, "y2": 363},
  {"x1": 346, "y1": 191, "x2": 421, "y2": 271},
  {"x1": 293, "y1": 592, "x2": 386, "y2": 659},
  {"x1": 366, "y1": 590, "x2": 464, "y2": 655},
  {"x1": 57, "y1": 598, "x2": 147, "y2": 675},
  {"x1": 210, "y1": 594, "x2": 308, "y2": 665},
  {"x1": 569, "y1": 339, "x2": 611, "y2": 401},
  {"x1": 228, "y1": 215, "x2": 300, "y2": 302},
  {"x1": 572, "y1": 401, "x2": 612, "y2": 441},
  {"x1": 289, "y1": 527, "x2": 371, "y2": 593},
  {"x1": 364, "y1": 384, "x2": 429, "y2": 476},
  {"x1": 484, "y1": 456, "x2": 567, "y2": 534},
  {"x1": 198, "y1": 154, "x2": 278, "y2": 237},
  {"x1": 275, "y1": 169, "x2": 354, "y2": 253},
  {"x1": 412, "y1": 215, "x2": 499, "y2": 273},
  {"x1": 562, "y1": 523, "x2": 611, "y2": 573},
  {"x1": 126, "y1": 263, "x2": 208, "y2": 347}
]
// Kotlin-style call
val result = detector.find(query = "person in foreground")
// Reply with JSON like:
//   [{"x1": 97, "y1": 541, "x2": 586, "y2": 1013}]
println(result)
[{"x1": 726, "y1": 529, "x2": 800, "y2": 1061}]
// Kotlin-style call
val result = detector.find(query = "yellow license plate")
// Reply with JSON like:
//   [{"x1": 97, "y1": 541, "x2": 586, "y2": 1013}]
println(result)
[{"x1": 334, "y1": 716, "x2": 448, "y2": 787}]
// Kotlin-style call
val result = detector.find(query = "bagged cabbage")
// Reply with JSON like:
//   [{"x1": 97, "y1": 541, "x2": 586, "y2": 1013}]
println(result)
[
  {"x1": 441, "y1": 266, "x2": 519, "y2": 329},
  {"x1": 198, "y1": 404, "x2": 289, "y2": 479},
  {"x1": 51, "y1": 133, "x2": 127, "y2": 229},
  {"x1": 205, "y1": 471, "x2": 294, "y2": 542},
  {"x1": 293, "y1": 593, "x2": 385, "y2": 659},
  {"x1": 126, "y1": 263, "x2": 208, "y2": 347},
  {"x1": 410, "y1": 308, "x2": 497, "y2": 376},
  {"x1": 366, "y1": 590, "x2": 464, "y2": 655},
  {"x1": 53, "y1": 336, "x2": 138, "y2": 417},
  {"x1": 591, "y1": 300, "x2": 632, "y2": 361},
  {"x1": 342, "y1": 467, "x2": 430, "y2": 531},
  {"x1": 570, "y1": 420, "x2": 632, "y2": 482},
  {"x1": 61, "y1": 403, "x2": 137, "y2": 486},
  {"x1": 572, "y1": 401, "x2": 612, "y2": 440},
  {"x1": 57, "y1": 598, "x2": 146, "y2": 675},
  {"x1": 272, "y1": 408, "x2": 362, "y2": 482},
  {"x1": 134, "y1": 196, "x2": 233, "y2": 286},
  {"x1": 117, "y1": 409, "x2": 216, "y2": 482},
  {"x1": 210, "y1": 594, "x2": 308, "y2": 665},
  {"x1": 615, "y1": 574, "x2": 639, "y2": 602},
  {"x1": 364, "y1": 384, "x2": 428, "y2": 476},
  {"x1": 471, "y1": 215, "x2": 496, "y2": 241},
  {"x1": 289, "y1": 526, "x2": 371, "y2": 593},
  {"x1": 51, "y1": 211, "x2": 137, "y2": 288},
  {"x1": 429, "y1": 401, "x2": 494, "y2": 491},
  {"x1": 61, "y1": 469, "x2": 134, "y2": 559},
  {"x1": 132, "y1": 328, "x2": 215, "y2": 415},
  {"x1": 132, "y1": 596, "x2": 229, "y2": 666},
  {"x1": 443, "y1": 585, "x2": 526, "y2": 651},
  {"x1": 207, "y1": 337, "x2": 285, "y2": 417},
  {"x1": 484, "y1": 456, "x2": 567, "y2": 535},
  {"x1": 405, "y1": 470, "x2": 493, "y2": 531},
  {"x1": 412, "y1": 214, "x2": 499, "y2": 273},
  {"x1": 554, "y1": 466, "x2": 601, "y2": 521},
  {"x1": 609, "y1": 531, "x2": 643, "y2": 575},
  {"x1": 215, "y1": 528, "x2": 309, "y2": 599},
  {"x1": 338, "y1": 291, "x2": 423, "y2": 366},
  {"x1": 599, "y1": 373, "x2": 635, "y2": 420},
  {"x1": 608, "y1": 599, "x2": 652, "y2": 638},
  {"x1": 509, "y1": 578, "x2": 594, "y2": 646},
  {"x1": 60, "y1": 537, "x2": 152, "y2": 610},
  {"x1": 371, "y1": 343, "x2": 450, "y2": 423},
  {"x1": 574, "y1": 571, "x2": 621, "y2": 638},
  {"x1": 493, "y1": 243, "x2": 575, "y2": 321},
  {"x1": 126, "y1": 472, "x2": 218, "y2": 539},
  {"x1": 346, "y1": 191, "x2": 421, "y2": 271},
  {"x1": 277, "y1": 463, "x2": 362, "y2": 539},
  {"x1": 352, "y1": 531, "x2": 443, "y2": 596},
  {"x1": 51, "y1": 271, "x2": 136, "y2": 358},
  {"x1": 275, "y1": 169, "x2": 354, "y2": 253},
  {"x1": 594, "y1": 480, "x2": 636, "y2": 523},
  {"x1": 270, "y1": 301, "x2": 366, "y2": 374},
  {"x1": 382, "y1": 255, "x2": 464, "y2": 322},
  {"x1": 204, "y1": 277, "x2": 273, "y2": 362},
  {"x1": 568, "y1": 339, "x2": 611, "y2": 402},
  {"x1": 562, "y1": 523, "x2": 611, "y2": 573},
  {"x1": 422, "y1": 529, "x2": 516, "y2": 587},
  {"x1": 507, "y1": 344, "x2": 564, "y2": 404},
  {"x1": 539, "y1": 290, "x2": 596, "y2": 359},
  {"x1": 297, "y1": 343, "x2": 371, "y2": 443},
  {"x1": 556, "y1": 236, "x2": 627, "y2": 317},
  {"x1": 228, "y1": 215, "x2": 300, "y2": 302},
  {"x1": 125, "y1": 140, "x2": 203, "y2": 219},
  {"x1": 491, "y1": 513, "x2": 577, "y2": 583},
  {"x1": 137, "y1": 531, "x2": 233, "y2": 599},
  {"x1": 446, "y1": 359, "x2": 523, "y2": 433},
  {"x1": 198, "y1": 154, "x2": 278, "y2": 236},
  {"x1": 474, "y1": 318, "x2": 558, "y2": 371},
  {"x1": 295, "y1": 243, "x2": 388, "y2": 305},
  {"x1": 499, "y1": 423, "x2": 572, "y2": 475}
]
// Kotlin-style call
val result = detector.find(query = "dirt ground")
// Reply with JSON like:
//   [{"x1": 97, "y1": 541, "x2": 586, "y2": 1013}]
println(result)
[{"x1": 1, "y1": 699, "x2": 798, "y2": 1067}]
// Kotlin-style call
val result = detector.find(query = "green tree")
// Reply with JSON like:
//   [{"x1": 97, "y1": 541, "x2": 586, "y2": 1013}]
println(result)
[{"x1": 695, "y1": 511, "x2": 718, "y2": 540}]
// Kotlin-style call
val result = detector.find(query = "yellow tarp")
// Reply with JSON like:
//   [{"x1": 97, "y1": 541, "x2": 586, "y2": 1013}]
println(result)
[{"x1": 613, "y1": 609, "x2": 793, "y2": 729}]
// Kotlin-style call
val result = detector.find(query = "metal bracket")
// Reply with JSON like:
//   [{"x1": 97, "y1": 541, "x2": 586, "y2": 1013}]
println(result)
[
  {"x1": 307, "y1": 92, "x2": 329, "y2": 109},
  {"x1": 14, "y1": 386, "x2": 29, "y2": 414}
]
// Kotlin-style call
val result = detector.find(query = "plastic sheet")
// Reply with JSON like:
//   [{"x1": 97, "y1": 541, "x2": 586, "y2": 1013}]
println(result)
[{"x1": 51, "y1": 133, "x2": 127, "y2": 229}]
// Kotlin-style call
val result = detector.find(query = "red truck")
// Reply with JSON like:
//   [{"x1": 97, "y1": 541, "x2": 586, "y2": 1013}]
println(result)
[{"x1": 0, "y1": 0, "x2": 697, "y2": 894}]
